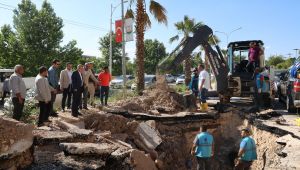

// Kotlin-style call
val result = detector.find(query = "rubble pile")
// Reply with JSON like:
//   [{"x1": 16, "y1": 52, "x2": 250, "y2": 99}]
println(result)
[{"x1": 114, "y1": 75, "x2": 190, "y2": 114}]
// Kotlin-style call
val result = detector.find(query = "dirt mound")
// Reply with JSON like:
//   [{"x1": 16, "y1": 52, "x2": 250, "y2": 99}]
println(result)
[{"x1": 115, "y1": 75, "x2": 185, "y2": 114}]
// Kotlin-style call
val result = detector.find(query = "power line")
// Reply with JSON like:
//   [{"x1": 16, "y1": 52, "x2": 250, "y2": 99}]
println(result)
[
  {"x1": 0, "y1": 6, "x2": 13, "y2": 11},
  {"x1": 0, "y1": 2, "x2": 15, "y2": 8},
  {"x1": 0, "y1": 1, "x2": 109, "y2": 32}
]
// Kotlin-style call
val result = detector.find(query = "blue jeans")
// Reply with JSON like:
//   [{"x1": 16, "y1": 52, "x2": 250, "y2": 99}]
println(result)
[{"x1": 199, "y1": 88, "x2": 208, "y2": 103}]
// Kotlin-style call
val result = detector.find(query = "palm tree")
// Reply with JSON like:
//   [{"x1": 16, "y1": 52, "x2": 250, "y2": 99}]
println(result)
[
  {"x1": 169, "y1": 15, "x2": 204, "y2": 85},
  {"x1": 126, "y1": 0, "x2": 167, "y2": 94}
]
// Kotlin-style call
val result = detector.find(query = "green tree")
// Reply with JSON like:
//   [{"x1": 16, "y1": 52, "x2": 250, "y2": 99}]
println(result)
[
  {"x1": 144, "y1": 39, "x2": 166, "y2": 74},
  {"x1": 126, "y1": 0, "x2": 167, "y2": 94},
  {"x1": 13, "y1": 0, "x2": 63, "y2": 76},
  {"x1": 59, "y1": 40, "x2": 83, "y2": 65},
  {"x1": 170, "y1": 15, "x2": 204, "y2": 85},
  {"x1": 0, "y1": 25, "x2": 23, "y2": 68},
  {"x1": 99, "y1": 32, "x2": 122, "y2": 75},
  {"x1": 266, "y1": 55, "x2": 285, "y2": 66}
]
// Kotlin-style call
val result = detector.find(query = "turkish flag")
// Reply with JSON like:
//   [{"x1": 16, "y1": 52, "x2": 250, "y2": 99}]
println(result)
[{"x1": 115, "y1": 20, "x2": 123, "y2": 43}]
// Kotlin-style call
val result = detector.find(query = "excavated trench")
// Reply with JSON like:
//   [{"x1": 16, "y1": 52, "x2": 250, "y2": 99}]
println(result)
[
  {"x1": 0, "y1": 76, "x2": 294, "y2": 170},
  {"x1": 151, "y1": 111, "x2": 286, "y2": 170}
]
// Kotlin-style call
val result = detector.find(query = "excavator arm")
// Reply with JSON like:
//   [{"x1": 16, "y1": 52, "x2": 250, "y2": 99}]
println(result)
[{"x1": 158, "y1": 25, "x2": 229, "y2": 94}]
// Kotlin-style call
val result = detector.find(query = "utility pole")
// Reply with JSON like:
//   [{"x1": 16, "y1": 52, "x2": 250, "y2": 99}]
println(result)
[
  {"x1": 109, "y1": 4, "x2": 113, "y2": 75},
  {"x1": 121, "y1": 0, "x2": 127, "y2": 97},
  {"x1": 109, "y1": 1, "x2": 128, "y2": 76},
  {"x1": 293, "y1": 48, "x2": 299, "y2": 59}
]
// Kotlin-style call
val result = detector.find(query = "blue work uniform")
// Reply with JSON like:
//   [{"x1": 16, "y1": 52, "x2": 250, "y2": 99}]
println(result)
[
  {"x1": 189, "y1": 74, "x2": 199, "y2": 96},
  {"x1": 240, "y1": 136, "x2": 257, "y2": 161},
  {"x1": 194, "y1": 132, "x2": 214, "y2": 158}
]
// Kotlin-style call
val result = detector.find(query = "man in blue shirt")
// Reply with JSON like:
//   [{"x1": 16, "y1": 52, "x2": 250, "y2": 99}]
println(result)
[
  {"x1": 253, "y1": 67, "x2": 263, "y2": 112},
  {"x1": 191, "y1": 125, "x2": 214, "y2": 170},
  {"x1": 48, "y1": 59, "x2": 60, "y2": 117},
  {"x1": 189, "y1": 68, "x2": 199, "y2": 97},
  {"x1": 235, "y1": 128, "x2": 257, "y2": 170}
]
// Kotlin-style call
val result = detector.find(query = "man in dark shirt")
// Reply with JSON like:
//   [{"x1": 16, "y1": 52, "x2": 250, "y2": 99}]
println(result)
[{"x1": 71, "y1": 64, "x2": 84, "y2": 117}]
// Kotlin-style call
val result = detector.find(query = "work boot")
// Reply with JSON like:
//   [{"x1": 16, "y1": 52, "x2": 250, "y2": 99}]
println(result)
[{"x1": 201, "y1": 103, "x2": 208, "y2": 112}]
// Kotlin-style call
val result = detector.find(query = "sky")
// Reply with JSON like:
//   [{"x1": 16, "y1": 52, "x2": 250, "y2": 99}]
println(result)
[{"x1": 0, "y1": 0, "x2": 300, "y2": 60}]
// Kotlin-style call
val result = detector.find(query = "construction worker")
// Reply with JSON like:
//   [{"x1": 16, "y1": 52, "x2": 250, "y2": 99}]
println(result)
[
  {"x1": 253, "y1": 67, "x2": 263, "y2": 111},
  {"x1": 189, "y1": 68, "x2": 199, "y2": 97},
  {"x1": 191, "y1": 125, "x2": 214, "y2": 170},
  {"x1": 235, "y1": 128, "x2": 257, "y2": 170},
  {"x1": 198, "y1": 64, "x2": 210, "y2": 111}
]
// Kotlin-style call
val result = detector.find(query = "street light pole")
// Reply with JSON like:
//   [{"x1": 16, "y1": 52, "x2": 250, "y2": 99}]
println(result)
[
  {"x1": 215, "y1": 27, "x2": 242, "y2": 45},
  {"x1": 293, "y1": 48, "x2": 299, "y2": 59},
  {"x1": 121, "y1": 0, "x2": 127, "y2": 97}
]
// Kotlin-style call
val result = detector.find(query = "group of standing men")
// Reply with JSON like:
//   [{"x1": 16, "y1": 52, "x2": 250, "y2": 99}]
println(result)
[{"x1": 9, "y1": 59, "x2": 111, "y2": 127}]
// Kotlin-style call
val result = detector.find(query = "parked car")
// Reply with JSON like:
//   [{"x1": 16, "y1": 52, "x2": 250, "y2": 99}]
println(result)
[
  {"x1": 165, "y1": 74, "x2": 176, "y2": 83},
  {"x1": 110, "y1": 75, "x2": 135, "y2": 89},
  {"x1": 131, "y1": 75, "x2": 156, "y2": 91},
  {"x1": 277, "y1": 66, "x2": 300, "y2": 113},
  {"x1": 274, "y1": 70, "x2": 288, "y2": 95},
  {"x1": 175, "y1": 75, "x2": 185, "y2": 85}
]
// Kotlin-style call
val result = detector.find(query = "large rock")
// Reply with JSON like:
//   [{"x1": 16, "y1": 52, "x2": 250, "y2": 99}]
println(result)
[
  {"x1": 130, "y1": 150, "x2": 158, "y2": 170},
  {"x1": 0, "y1": 117, "x2": 34, "y2": 169},
  {"x1": 59, "y1": 142, "x2": 116, "y2": 156},
  {"x1": 56, "y1": 120, "x2": 93, "y2": 140},
  {"x1": 33, "y1": 130, "x2": 73, "y2": 145},
  {"x1": 135, "y1": 122, "x2": 162, "y2": 150}
]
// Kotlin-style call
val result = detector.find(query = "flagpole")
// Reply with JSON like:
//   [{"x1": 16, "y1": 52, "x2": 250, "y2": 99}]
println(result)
[{"x1": 121, "y1": 0, "x2": 127, "y2": 97}]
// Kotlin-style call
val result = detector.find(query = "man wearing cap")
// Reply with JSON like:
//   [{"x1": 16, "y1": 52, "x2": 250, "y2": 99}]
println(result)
[
  {"x1": 189, "y1": 67, "x2": 199, "y2": 97},
  {"x1": 235, "y1": 128, "x2": 257, "y2": 170},
  {"x1": 191, "y1": 125, "x2": 214, "y2": 170}
]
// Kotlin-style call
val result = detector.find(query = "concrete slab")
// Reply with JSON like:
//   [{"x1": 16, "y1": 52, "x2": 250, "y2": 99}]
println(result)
[
  {"x1": 59, "y1": 143, "x2": 116, "y2": 156},
  {"x1": 33, "y1": 130, "x2": 73, "y2": 145},
  {"x1": 135, "y1": 122, "x2": 162, "y2": 150}
]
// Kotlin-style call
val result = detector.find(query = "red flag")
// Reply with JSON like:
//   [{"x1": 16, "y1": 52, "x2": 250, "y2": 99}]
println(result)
[{"x1": 115, "y1": 20, "x2": 123, "y2": 43}]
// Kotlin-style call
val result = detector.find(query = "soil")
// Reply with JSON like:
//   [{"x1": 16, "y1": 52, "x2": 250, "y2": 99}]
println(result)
[{"x1": 113, "y1": 75, "x2": 185, "y2": 114}]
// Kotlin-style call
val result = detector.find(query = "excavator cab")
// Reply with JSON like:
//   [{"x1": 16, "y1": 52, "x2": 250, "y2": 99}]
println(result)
[
  {"x1": 226, "y1": 40, "x2": 271, "y2": 106},
  {"x1": 227, "y1": 40, "x2": 264, "y2": 75}
]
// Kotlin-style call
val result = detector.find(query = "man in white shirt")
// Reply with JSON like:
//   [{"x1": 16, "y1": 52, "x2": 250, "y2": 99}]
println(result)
[
  {"x1": 9, "y1": 65, "x2": 27, "y2": 120},
  {"x1": 198, "y1": 64, "x2": 210, "y2": 111},
  {"x1": 35, "y1": 66, "x2": 55, "y2": 126}
]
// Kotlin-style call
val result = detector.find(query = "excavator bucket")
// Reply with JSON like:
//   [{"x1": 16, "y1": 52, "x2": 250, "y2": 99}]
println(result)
[{"x1": 158, "y1": 25, "x2": 229, "y2": 94}]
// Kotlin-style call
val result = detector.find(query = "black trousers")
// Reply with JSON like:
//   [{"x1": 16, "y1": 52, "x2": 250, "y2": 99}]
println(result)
[
  {"x1": 61, "y1": 85, "x2": 72, "y2": 110},
  {"x1": 12, "y1": 97, "x2": 25, "y2": 121},
  {"x1": 38, "y1": 101, "x2": 51, "y2": 125},
  {"x1": 50, "y1": 92, "x2": 57, "y2": 115},
  {"x1": 1, "y1": 91, "x2": 10, "y2": 103},
  {"x1": 72, "y1": 87, "x2": 83, "y2": 116},
  {"x1": 100, "y1": 86, "x2": 109, "y2": 105},
  {"x1": 196, "y1": 157, "x2": 211, "y2": 170}
]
